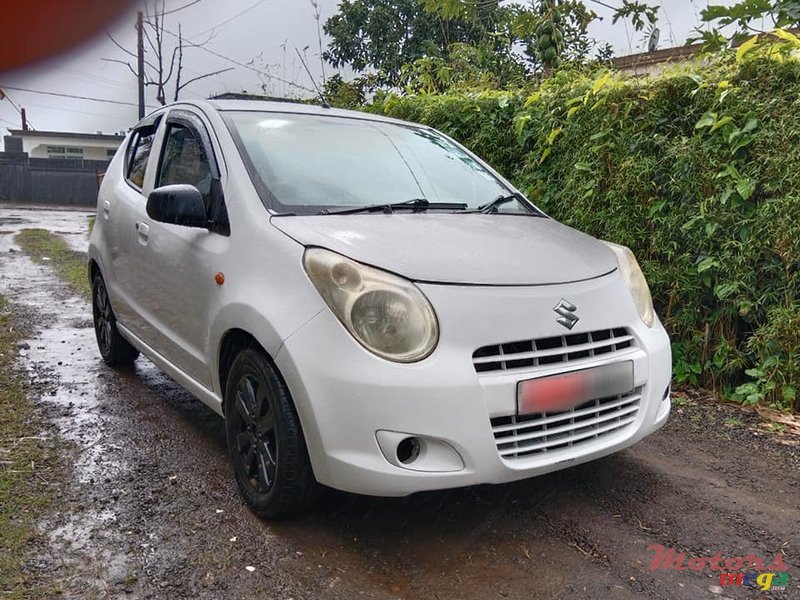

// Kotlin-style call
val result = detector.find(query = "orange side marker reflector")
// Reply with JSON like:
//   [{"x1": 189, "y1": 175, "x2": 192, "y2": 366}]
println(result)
[{"x1": 215, "y1": 272, "x2": 225, "y2": 286}]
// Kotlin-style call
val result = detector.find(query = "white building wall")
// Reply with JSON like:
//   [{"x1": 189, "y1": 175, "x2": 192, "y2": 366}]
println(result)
[{"x1": 20, "y1": 134, "x2": 122, "y2": 161}]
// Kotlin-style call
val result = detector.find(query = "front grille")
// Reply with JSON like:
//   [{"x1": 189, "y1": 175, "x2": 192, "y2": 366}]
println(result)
[
  {"x1": 473, "y1": 327, "x2": 635, "y2": 374},
  {"x1": 490, "y1": 388, "x2": 642, "y2": 460}
]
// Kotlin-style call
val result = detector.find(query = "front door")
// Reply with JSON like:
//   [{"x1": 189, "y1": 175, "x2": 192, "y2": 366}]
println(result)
[{"x1": 127, "y1": 109, "x2": 230, "y2": 389}]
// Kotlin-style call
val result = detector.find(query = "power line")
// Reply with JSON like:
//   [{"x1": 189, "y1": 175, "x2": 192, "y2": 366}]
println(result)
[
  {"x1": 0, "y1": 85, "x2": 139, "y2": 107},
  {"x1": 61, "y1": 66, "x2": 126, "y2": 89},
  {"x1": 658, "y1": 0, "x2": 676, "y2": 46},
  {"x1": 189, "y1": 0, "x2": 269, "y2": 39},
  {"x1": 0, "y1": 89, "x2": 34, "y2": 130},
  {"x1": 159, "y1": 26, "x2": 314, "y2": 94},
  {"x1": 587, "y1": 0, "x2": 637, "y2": 53},
  {"x1": 25, "y1": 102, "x2": 136, "y2": 121},
  {"x1": 159, "y1": 0, "x2": 205, "y2": 16},
  {"x1": 1, "y1": 90, "x2": 24, "y2": 115},
  {"x1": 587, "y1": 0, "x2": 617, "y2": 11}
]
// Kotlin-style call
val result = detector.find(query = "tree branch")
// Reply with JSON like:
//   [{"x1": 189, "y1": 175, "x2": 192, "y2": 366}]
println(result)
[
  {"x1": 106, "y1": 32, "x2": 137, "y2": 59},
  {"x1": 105, "y1": 33, "x2": 158, "y2": 71},
  {"x1": 177, "y1": 67, "x2": 234, "y2": 92},
  {"x1": 174, "y1": 24, "x2": 184, "y2": 101},
  {"x1": 192, "y1": 30, "x2": 218, "y2": 48},
  {"x1": 160, "y1": 0, "x2": 204, "y2": 16},
  {"x1": 142, "y1": 24, "x2": 159, "y2": 57},
  {"x1": 101, "y1": 57, "x2": 138, "y2": 77},
  {"x1": 164, "y1": 44, "x2": 180, "y2": 85}
]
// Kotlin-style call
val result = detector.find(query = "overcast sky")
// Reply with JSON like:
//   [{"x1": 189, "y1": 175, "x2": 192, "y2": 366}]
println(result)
[{"x1": 0, "y1": 0, "x2": 735, "y2": 137}]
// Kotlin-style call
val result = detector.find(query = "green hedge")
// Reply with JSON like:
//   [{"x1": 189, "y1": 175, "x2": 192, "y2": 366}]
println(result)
[{"x1": 374, "y1": 57, "x2": 800, "y2": 411}]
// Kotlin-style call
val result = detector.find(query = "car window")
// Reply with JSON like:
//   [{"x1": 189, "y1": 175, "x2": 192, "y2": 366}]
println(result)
[
  {"x1": 158, "y1": 124, "x2": 213, "y2": 207},
  {"x1": 223, "y1": 112, "x2": 510, "y2": 215},
  {"x1": 126, "y1": 129, "x2": 155, "y2": 189}
]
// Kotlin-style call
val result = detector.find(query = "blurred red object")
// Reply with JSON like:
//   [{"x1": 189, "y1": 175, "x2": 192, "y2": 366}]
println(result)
[{"x1": 0, "y1": 0, "x2": 135, "y2": 72}]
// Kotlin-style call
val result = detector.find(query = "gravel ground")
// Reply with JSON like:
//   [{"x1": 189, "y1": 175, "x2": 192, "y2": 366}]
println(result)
[{"x1": 1, "y1": 205, "x2": 798, "y2": 599}]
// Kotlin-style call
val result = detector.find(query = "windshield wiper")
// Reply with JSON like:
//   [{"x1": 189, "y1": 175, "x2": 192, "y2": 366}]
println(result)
[
  {"x1": 476, "y1": 194, "x2": 524, "y2": 213},
  {"x1": 319, "y1": 198, "x2": 468, "y2": 215},
  {"x1": 470, "y1": 193, "x2": 544, "y2": 216}
]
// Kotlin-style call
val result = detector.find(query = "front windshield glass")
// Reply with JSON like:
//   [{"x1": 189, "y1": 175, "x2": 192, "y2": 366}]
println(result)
[{"x1": 223, "y1": 111, "x2": 516, "y2": 215}]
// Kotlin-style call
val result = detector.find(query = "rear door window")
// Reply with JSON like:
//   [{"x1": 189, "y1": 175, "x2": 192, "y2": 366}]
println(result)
[
  {"x1": 125, "y1": 114, "x2": 163, "y2": 190},
  {"x1": 126, "y1": 129, "x2": 156, "y2": 189}
]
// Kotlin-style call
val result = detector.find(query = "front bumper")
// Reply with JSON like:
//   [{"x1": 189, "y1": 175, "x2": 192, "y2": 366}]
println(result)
[{"x1": 275, "y1": 271, "x2": 671, "y2": 496}]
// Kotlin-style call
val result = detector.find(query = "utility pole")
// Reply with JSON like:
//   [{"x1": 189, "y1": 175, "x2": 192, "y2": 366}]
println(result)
[
  {"x1": 21, "y1": 107, "x2": 28, "y2": 131},
  {"x1": 136, "y1": 11, "x2": 145, "y2": 119}
]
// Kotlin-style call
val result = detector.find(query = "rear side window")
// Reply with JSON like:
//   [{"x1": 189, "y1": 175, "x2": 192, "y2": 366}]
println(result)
[{"x1": 126, "y1": 129, "x2": 156, "y2": 189}]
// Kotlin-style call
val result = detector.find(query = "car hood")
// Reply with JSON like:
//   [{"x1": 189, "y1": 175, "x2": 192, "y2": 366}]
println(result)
[{"x1": 271, "y1": 214, "x2": 618, "y2": 285}]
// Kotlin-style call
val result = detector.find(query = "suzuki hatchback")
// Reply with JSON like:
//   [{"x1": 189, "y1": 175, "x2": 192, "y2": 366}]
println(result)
[{"x1": 89, "y1": 100, "x2": 671, "y2": 517}]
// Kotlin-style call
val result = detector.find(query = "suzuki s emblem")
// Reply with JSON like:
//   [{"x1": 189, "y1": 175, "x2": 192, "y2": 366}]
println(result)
[{"x1": 553, "y1": 299, "x2": 579, "y2": 330}]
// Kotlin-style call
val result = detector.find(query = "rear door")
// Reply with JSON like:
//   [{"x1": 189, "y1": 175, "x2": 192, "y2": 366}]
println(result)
[{"x1": 125, "y1": 108, "x2": 230, "y2": 388}]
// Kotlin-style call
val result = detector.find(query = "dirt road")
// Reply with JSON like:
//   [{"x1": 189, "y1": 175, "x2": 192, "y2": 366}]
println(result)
[{"x1": 1, "y1": 206, "x2": 798, "y2": 599}]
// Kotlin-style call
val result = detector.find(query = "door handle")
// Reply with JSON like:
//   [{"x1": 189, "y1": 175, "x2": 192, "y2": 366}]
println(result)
[
  {"x1": 102, "y1": 200, "x2": 111, "y2": 218},
  {"x1": 135, "y1": 221, "x2": 150, "y2": 241}
]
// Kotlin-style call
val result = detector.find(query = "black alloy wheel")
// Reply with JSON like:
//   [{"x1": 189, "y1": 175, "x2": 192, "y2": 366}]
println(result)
[
  {"x1": 92, "y1": 272, "x2": 139, "y2": 367},
  {"x1": 224, "y1": 348, "x2": 319, "y2": 518}
]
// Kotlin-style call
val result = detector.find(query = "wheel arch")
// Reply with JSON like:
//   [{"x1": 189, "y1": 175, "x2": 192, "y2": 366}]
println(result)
[
  {"x1": 218, "y1": 328, "x2": 267, "y2": 406},
  {"x1": 210, "y1": 301, "x2": 300, "y2": 398},
  {"x1": 88, "y1": 257, "x2": 100, "y2": 282},
  {"x1": 215, "y1": 326, "x2": 323, "y2": 482}
]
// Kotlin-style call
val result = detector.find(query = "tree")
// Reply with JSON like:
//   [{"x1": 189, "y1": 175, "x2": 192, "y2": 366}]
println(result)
[
  {"x1": 324, "y1": 0, "x2": 660, "y2": 88},
  {"x1": 511, "y1": 0, "x2": 598, "y2": 72},
  {"x1": 703, "y1": 0, "x2": 800, "y2": 32},
  {"x1": 105, "y1": 0, "x2": 232, "y2": 106},
  {"x1": 692, "y1": 0, "x2": 800, "y2": 49},
  {"x1": 322, "y1": 73, "x2": 374, "y2": 108},
  {"x1": 482, "y1": 0, "x2": 656, "y2": 73},
  {"x1": 323, "y1": 0, "x2": 498, "y2": 86},
  {"x1": 399, "y1": 42, "x2": 529, "y2": 93}
]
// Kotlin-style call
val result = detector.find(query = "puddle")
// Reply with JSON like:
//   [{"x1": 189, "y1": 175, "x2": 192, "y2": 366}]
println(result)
[
  {"x1": 0, "y1": 205, "x2": 93, "y2": 253},
  {"x1": 3, "y1": 206, "x2": 798, "y2": 600},
  {"x1": 0, "y1": 216, "x2": 31, "y2": 225},
  {"x1": 48, "y1": 509, "x2": 134, "y2": 595},
  {"x1": 0, "y1": 206, "x2": 136, "y2": 595}
]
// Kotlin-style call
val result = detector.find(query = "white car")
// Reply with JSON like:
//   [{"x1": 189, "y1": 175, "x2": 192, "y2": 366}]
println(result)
[{"x1": 89, "y1": 100, "x2": 671, "y2": 517}]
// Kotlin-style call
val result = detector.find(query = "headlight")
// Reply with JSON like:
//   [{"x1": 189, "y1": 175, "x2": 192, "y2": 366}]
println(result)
[
  {"x1": 303, "y1": 248, "x2": 439, "y2": 362},
  {"x1": 603, "y1": 241, "x2": 654, "y2": 327}
]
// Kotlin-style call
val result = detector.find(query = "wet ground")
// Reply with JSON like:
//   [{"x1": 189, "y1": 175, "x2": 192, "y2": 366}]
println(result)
[{"x1": 1, "y1": 205, "x2": 799, "y2": 599}]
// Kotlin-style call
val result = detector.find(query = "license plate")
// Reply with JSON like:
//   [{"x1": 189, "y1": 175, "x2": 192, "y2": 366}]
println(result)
[{"x1": 517, "y1": 361, "x2": 634, "y2": 415}]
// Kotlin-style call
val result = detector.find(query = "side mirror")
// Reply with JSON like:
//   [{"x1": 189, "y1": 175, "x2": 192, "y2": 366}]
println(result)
[{"x1": 146, "y1": 184, "x2": 208, "y2": 228}]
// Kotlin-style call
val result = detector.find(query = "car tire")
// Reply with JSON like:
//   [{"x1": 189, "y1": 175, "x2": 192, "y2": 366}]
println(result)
[
  {"x1": 224, "y1": 348, "x2": 319, "y2": 518},
  {"x1": 92, "y1": 272, "x2": 139, "y2": 367}
]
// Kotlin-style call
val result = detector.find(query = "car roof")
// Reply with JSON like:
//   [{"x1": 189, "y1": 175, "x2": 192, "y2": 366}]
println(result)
[{"x1": 160, "y1": 99, "x2": 420, "y2": 129}]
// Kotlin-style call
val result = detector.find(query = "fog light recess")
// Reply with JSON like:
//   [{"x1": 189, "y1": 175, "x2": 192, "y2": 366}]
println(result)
[
  {"x1": 396, "y1": 437, "x2": 421, "y2": 464},
  {"x1": 375, "y1": 430, "x2": 465, "y2": 473}
]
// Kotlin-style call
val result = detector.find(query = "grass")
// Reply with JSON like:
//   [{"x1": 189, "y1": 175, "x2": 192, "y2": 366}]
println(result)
[
  {"x1": 0, "y1": 296, "x2": 61, "y2": 598},
  {"x1": 671, "y1": 393, "x2": 693, "y2": 408},
  {"x1": 87, "y1": 215, "x2": 96, "y2": 238},
  {"x1": 16, "y1": 228, "x2": 90, "y2": 299},
  {"x1": 723, "y1": 417, "x2": 744, "y2": 428}
]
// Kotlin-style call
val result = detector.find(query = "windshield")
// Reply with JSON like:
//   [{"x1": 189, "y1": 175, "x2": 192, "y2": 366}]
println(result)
[{"x1": 223, "y1": 111, "x2": 520, "y2": 215}]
